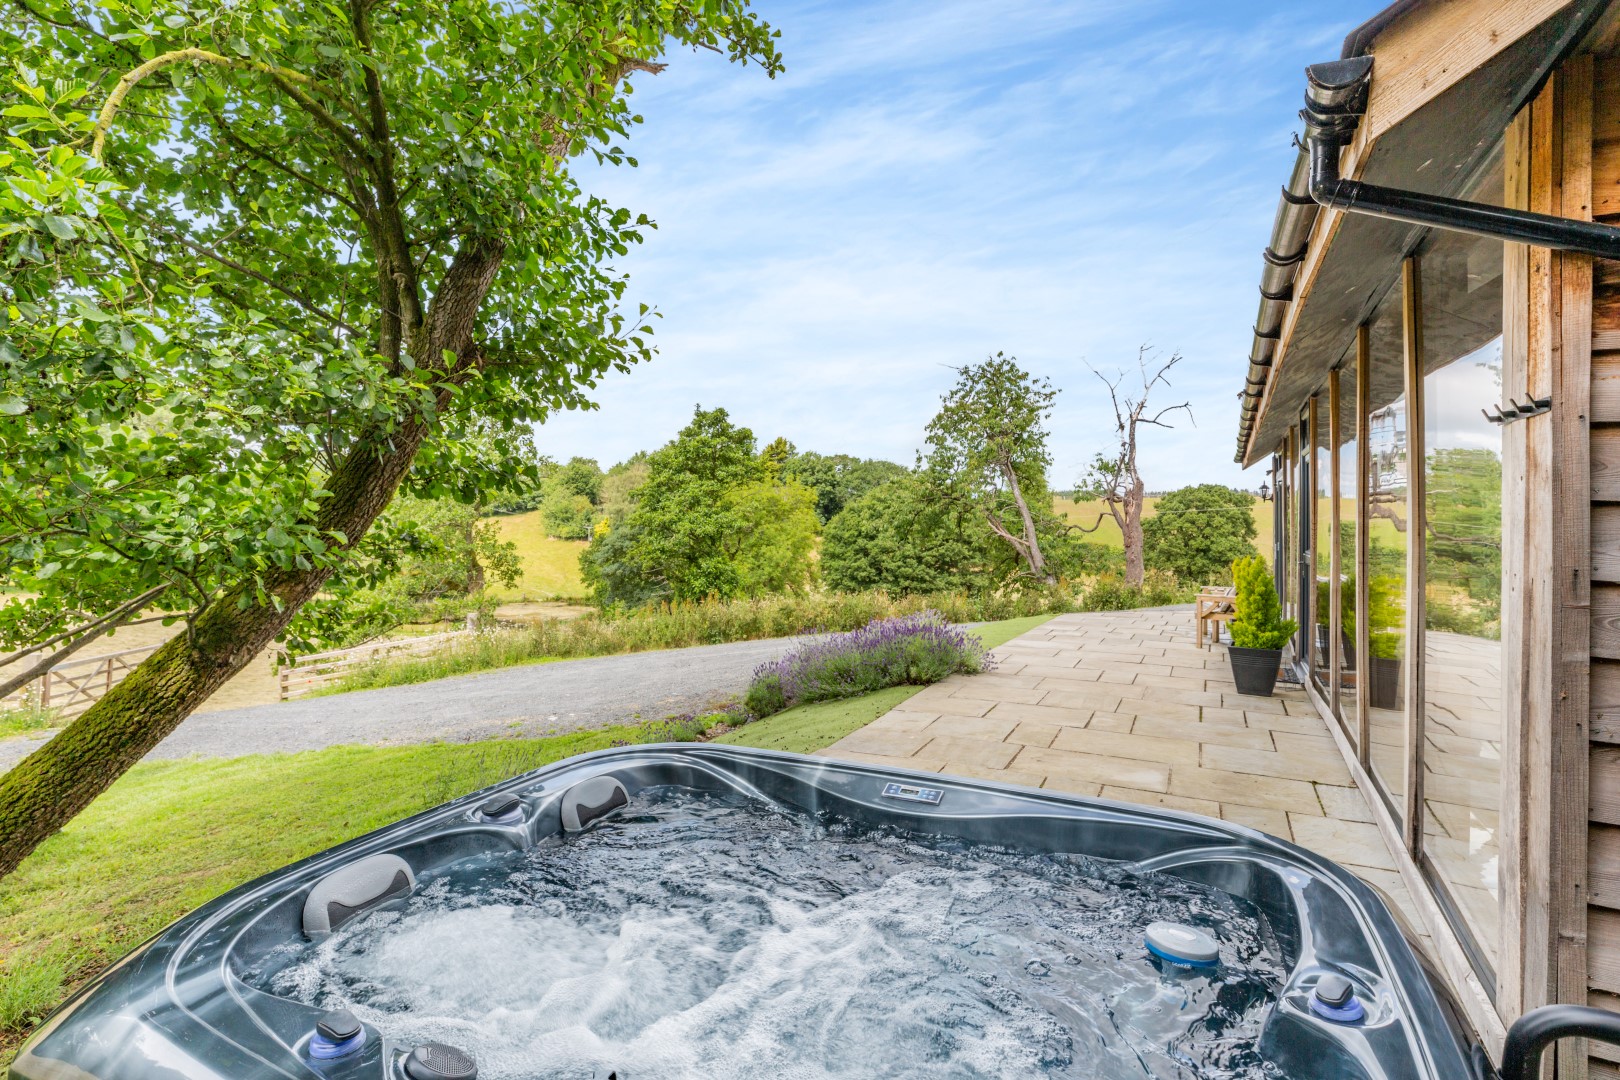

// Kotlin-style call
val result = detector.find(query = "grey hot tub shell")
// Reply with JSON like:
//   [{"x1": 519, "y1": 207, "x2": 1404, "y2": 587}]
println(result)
[{"x1": 10, "y1": 744, "x2": 1491, "y2": 1079}]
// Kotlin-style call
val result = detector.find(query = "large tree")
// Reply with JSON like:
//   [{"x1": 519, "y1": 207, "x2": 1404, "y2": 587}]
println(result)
[
  {"x1": 580, "y1": 406, "x2": 817, "y2": 604},
  {"x1": 1073, "y1": 348, "x2": 1191, "y2": 587},
  {"x1": 540, "y1": 456, "x2": 604, "y2": 540},
  {"x1": 1140, "y1": 483, "x2": 1257, "y2": 585},
  {"x1": 821, "y1": 476, "x2": 986, "y2": 595},
  {"x1": 0, "y1": 2, "x2": 779, "y2": 880},
  {"x1": 922, "y1": 353, "x2": 1065, "y2": 584},
  {"x1": 781, "y1": 450, "x2": 908, "y2": 523}
]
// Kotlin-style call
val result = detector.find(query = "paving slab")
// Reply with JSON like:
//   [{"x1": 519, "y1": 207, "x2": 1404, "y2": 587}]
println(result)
[{"x1": 822, "y1": 605, "x2": 1422, "y2": 926}]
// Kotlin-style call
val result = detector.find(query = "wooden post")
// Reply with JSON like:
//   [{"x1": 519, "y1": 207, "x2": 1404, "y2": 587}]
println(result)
[
  {"x1": 1356, "y1": 323, "x2": 1373, "y2": 766},
  {"x1": 1401, "y1": 254, "x2": 1427, "y2": 856},
  {"x1": 1500, "y1": 59, "x2": 1596, "y2": 1079},
  {"x1": 1500, "y1": 101, "x2": 1534, "y2": 1026},
  {"x1": 1302, "y1": 396, "x2": 1315, "y2": 683},
  {"x1": 1329, "y1": 369, "x2": 1344, "y2": 721},
  {"x1": 1553, "y1": 55, "x2": 1595, "y2": 1080}
]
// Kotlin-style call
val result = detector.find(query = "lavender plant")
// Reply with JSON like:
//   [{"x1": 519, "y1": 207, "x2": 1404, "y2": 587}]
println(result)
[{"x1": 745, "y1": 611, "x2": 993, "y2": 718}]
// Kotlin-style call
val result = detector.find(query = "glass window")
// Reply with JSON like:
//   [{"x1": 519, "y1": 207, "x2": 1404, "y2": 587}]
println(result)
[
  {"x1": 1363, "y1": 283, "x2": 1410, "y2": 820},
  {"x1": 1418, "y1": 173, "x2": 1505, "y2": 974},
  {"x1": 1312, "y1": 398, "x2": 1332, "y2": 698},
  {"x1": 1283, "y1": 424, "x2": 1296, "y2": 625},
  {"x1": 1336, "y1": 364, "x2": 1359, "y2": 729}
]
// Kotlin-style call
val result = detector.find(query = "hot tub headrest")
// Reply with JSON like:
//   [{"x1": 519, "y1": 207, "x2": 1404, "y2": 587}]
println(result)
[
  {"x1": 560, "y1": 776, "x2": 628, "y2": 832},
  {"x1": 302, "y1": 853, "x2": 415, "y2": 938}
]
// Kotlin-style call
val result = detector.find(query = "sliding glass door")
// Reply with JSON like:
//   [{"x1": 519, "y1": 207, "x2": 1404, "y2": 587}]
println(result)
[{"x1": 1342, "y1": 147, "x2": 1506, "y2": 987}]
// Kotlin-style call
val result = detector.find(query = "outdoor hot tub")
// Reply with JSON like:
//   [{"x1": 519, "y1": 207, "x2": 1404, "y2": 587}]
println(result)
[{"x1": 10, "y1": 744, "x2": 1499, "y2": 1080}]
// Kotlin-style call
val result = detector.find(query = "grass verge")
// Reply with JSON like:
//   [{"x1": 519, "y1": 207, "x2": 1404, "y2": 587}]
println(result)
[
  {"x1": 0, "y1": 707, "x2": 57, "y2": 742},
  {"x1": 325, "y1": 591, "x2": 1076, "y2": 696}
]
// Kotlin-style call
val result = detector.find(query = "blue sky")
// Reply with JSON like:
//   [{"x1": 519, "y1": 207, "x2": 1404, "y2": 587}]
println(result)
[{"x1": 541, "y1": 1, "x2": 1371, "y2": 490}]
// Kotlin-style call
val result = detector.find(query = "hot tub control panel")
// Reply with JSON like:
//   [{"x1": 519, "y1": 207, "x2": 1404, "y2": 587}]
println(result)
[{"x1": 881, "y1": 782, "x2": 943, "y2": 805}]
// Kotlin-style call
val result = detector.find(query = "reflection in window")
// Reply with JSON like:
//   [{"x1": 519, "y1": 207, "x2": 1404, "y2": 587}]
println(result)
[
  {"x1": 1419, "y1": 199, "x2": 1504, "y2": 973},
  {"x1": 1336, "y1": 365, "x2": 1358, "y2": 727},
  {"x1": 1284, "y1": 430, "x2": 1300, "y2": 643},
  {"x1": 1364, "y1": 283, "x2": 1409, "y2": 821},
  {"x1": 1313, "y1": 399, "x2": 1332, "y2": 698}
]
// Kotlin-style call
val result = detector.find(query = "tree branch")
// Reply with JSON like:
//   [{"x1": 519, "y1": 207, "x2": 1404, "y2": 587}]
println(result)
[
  {"x1": 134, "y1": 213, "x2": 361, "y2": 336},
  {"x1": 204, "y1": 108, "x2": 361, "y2": 212},
  {"x1": 0, "y1": 584, "x2": 170, "y2": 699},
  {"x1": 92, "y1": 48, "x2": 362, "y2": 159}
]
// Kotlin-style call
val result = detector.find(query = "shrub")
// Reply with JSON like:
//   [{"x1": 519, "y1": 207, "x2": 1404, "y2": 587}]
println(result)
[
  {"x1": 745, "y1": 611, "x2": 992, "y2": 718},
  {"x1": 1229, "y1": 556, "x2": 1296, "y2": 650},
  {"x1": 1077, "y1": 568, "x2": 1191, "y2": 612}
]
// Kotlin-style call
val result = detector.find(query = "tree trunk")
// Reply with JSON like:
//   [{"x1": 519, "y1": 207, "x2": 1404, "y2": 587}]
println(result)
[
  {"x1": 0, "y1": 239, "x2": 504, "y2": 883},
  {"x1": 1003, "y1": 464, "x2": 1055, "y2": 585},
  {"x1": 1122, "y1": 479, "x2": 1145, "y2": 588},
  {"x1": 0, "y1": 427, "x2": 419, "y2": 879}
]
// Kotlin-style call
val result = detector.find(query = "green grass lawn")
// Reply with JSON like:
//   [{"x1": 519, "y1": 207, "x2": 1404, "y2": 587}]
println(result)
[
  {"x1": 484, "y1": 510, "x2": 587, "y2": 601},
  {"x1": 0, "y1": 614, "x2": 1053, "y2": 1059}
]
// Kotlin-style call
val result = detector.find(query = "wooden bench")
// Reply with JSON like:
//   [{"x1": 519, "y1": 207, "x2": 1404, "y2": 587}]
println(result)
[{"x1": 1195, "y1": 586, "x2": 1236, "y2": 649}]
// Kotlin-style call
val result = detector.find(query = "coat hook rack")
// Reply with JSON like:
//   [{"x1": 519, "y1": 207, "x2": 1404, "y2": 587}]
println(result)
[{"x1": 1482, "y1": 395, "x2": 1551, "y2": 425}]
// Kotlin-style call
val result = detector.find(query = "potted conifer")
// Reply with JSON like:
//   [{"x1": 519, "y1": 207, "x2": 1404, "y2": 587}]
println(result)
[
  {"x1": 1227, "y1": 555, "x2": 1297, "y2": 697},
  {"x1": 1364, "y1": 573, "x2": 1405, "y2": 710}
]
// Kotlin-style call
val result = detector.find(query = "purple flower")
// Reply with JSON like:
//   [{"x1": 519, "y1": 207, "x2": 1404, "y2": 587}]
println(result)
[{"x1": 745, "y1": 611, "x2": 993, "y2": 717}]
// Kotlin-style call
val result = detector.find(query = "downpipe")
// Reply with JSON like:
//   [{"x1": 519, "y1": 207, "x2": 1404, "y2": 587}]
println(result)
[{"x1": 1302, "y1": 57, "x2": 1620, "y2": 260}]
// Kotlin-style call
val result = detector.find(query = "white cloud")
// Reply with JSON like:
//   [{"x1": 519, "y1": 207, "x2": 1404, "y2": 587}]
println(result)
[{"x1": 539, "y1": 1, "x2": 1368, "y2": 489}]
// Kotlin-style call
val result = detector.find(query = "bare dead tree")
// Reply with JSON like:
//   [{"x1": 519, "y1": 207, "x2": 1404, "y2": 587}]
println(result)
[{"x1": 1072, "y1": 347, "x2": 1193, "y2": 587}]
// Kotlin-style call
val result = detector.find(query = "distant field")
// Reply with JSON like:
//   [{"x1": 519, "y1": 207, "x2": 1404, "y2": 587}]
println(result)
[
  {"x1": 486, "y1": 511, "x2": 587, "y2": 602},
  {"x1": 1054, "y1": 495, "x2": 1276, "y2": 561}
]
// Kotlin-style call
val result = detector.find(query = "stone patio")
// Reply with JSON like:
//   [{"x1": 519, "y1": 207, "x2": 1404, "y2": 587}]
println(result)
[{"x1": 819, "y1": 606, "x2": 1424, "y2": 929}]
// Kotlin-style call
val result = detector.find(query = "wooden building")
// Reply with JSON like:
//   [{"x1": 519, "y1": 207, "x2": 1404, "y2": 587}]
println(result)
[{"x1": 1236, "y1": 1, "x2": 1620, "y2": 1073}]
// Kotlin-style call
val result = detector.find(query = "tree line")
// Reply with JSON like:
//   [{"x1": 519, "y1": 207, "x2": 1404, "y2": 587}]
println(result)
[{"x1": 514, "y1": 353, "x2": 1263, "y2": 610}]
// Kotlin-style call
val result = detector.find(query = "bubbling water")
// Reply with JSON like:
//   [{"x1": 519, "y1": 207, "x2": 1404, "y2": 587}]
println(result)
[{"x1": 257, "y1": 787, "x2": 1286, "y2": 1078}]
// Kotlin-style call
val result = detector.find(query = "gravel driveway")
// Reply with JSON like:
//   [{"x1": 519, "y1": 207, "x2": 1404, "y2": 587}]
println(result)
[{"x1": 0, "y1": 635, "x2": 806, "y2": 773}]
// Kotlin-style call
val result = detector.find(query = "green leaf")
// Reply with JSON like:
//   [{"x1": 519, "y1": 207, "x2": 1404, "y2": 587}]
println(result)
[
  {"x1": 41, "y1": 214, "x2": 75, "y2": 240},
  {"x1": 0, "y1": 397, "x2": 26, "y2": 415}
]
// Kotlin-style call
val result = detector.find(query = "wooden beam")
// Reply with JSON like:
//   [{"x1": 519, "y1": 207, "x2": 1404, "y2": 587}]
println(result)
[
  {"x1": 1358, "y1": 323, "x2": 1375, "y2": 763},
  {"x1": 1330, "y1": 368, "x2": 1344, "y2": 720},
  {"x1": 1501, "y1": 99, "x2": 1534, "y2": 1021},
  {"x1": 1401, "y1": 254, "x2": 1427, "y2": 856},
  {"x1": 1364, "y1": 0, "x2": 1586, "y2": 144},
  {"x1": 1555, "y1": 54, "x2": 1595, "y2": 1080}
]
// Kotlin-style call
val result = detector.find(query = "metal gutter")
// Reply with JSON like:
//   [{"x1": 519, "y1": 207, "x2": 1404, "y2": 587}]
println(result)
[
  {"x1": 1233, "y1": 0, "x2": 1419, "y2": 464},
  {"x1": 1341, "y1": 0, "x2": 1426, "y2": 59},
  {"x1": 1234, "y1": 0, "x2": 1614, "y2": 464},
  {"x1": 1303, "y1": 55, "x2": 1620, "y2": 257},
  {"x1": 1234, "y1": 151, "x2": 1318, "y2": 462}
]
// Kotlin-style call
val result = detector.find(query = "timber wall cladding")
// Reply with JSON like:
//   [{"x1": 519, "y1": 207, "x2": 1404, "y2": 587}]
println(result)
[{"x1": 1593, "y1": 51, "x2": 1620, "y2": 1080}]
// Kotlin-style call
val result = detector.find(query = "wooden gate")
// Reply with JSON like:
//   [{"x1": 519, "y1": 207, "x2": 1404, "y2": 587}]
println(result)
[{"x1": 0, "y1": 644, "x2": 165, "y2": 720}]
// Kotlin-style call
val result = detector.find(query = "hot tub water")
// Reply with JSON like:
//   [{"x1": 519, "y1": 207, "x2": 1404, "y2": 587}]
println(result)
[{"x1": 255, "y1": 787, "x2": 1288, "y2": 1079}]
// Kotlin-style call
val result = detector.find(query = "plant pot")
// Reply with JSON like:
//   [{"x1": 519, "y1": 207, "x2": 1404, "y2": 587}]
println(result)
[
  {"x1": 1368, "y1": 656, "x2": 1402, "y2": 711},
  {"x1": 1229, "y1": 646, "x2": 1283, "y2": 697}
]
